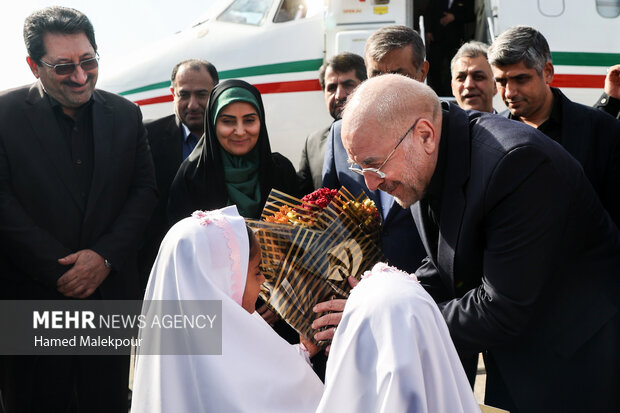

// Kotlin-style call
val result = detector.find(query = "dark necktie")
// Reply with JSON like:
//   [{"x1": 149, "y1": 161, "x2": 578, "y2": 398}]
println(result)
[{"x1": 184, "y1": 133, "x2": 198, "y2": 159}]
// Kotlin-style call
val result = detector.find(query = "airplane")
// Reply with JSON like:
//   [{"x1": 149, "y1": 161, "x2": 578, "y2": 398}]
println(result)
[{"x1": 97, "y1": 0, "x2": 620, "y2": 166}]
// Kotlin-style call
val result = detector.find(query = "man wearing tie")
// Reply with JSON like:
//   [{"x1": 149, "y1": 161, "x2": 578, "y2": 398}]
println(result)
[{"x1": 139, "y1": 59, "x2": 219, "y2": 287}]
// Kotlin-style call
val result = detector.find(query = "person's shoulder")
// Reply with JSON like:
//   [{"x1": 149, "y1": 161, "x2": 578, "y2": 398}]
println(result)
[
  {"x1": 93, "y1": 88, "x2": 141, "y2": 111},
  {"x1": 271, "y1": 152, "x2": 295, "y2": 170},
  {"x1": 144, "y1": 114, "x2": 178, "y2": 130},
  {"x1": 0, "y1": 83, "x2": 32, "y2": 99},
  {"x1": 565, "y1": 96, "x2": 620, "y2": 127}
]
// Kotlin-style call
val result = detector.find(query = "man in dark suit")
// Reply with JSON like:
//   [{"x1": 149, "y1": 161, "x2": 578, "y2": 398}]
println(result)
[
  {"x1": 488, "y1": 25, "x2": 620, "y2": 228},
  {"x1": 316, "y1": 73, "x2": 620, "y2": 413},
  {"x1": 424, "y1": 0, "x2": 475, "y2": 96},
  {"x1": 139, "y1": 59, "x2": 218, "y2": 288},
  {"x1": 0, "y1": 6, "x2": 157, "y2": 412},
  {"x1": 323, "y1": 25, "x2": 429, "y2": 275},
  {"x1": 297, "y1": 53, "x2": 366, "y2": 195}
]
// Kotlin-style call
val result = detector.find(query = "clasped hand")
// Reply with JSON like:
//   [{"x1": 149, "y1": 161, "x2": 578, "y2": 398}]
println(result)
[{"x1": 57, "y1": 249, "x2": 110, "y2": 298}]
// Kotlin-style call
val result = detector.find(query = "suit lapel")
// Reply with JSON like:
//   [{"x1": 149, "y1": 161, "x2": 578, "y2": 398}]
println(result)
[
  {"x1": 25, "y1": 82, "x2": 85, "y2": 211},
  {"x1": 170, "y1": 116, "x2": 185, "y2": 164},
  {"x1": 84, "y1": 90, "x2": 112, "y2": 217},
  {"x1": 437, "y1": 104, "x2": 471, "y2": 293}
]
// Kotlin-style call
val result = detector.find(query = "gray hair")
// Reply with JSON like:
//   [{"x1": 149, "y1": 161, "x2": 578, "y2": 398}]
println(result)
[
  {"x1": 365, "y1": 25, "x2": 426, "y2": 69},
  {"x1": 24, "y1": 6, "x2": 97, "y2": 64},
  {"x1": 450, "y1": 41, "x2": 490, "y2": 74},
  {"x1": 487, "y1": 25, "x2": 552, "y2": 74},
  {"x1": 171, "y1": 59, "x2": 219, "y2": 87},
  {"x1": 318, "y1": 52, "x2": 367, "y2": 90}
]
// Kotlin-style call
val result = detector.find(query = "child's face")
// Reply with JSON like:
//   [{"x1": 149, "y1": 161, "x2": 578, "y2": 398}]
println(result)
[{"x1": 241, "y1": 249, "x2": 265, "y2": 313}]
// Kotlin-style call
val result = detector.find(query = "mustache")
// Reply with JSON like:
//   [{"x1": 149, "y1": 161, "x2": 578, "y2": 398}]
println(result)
[{"x1": 61, "y1": 77, "x2": 94, "y2": 87}]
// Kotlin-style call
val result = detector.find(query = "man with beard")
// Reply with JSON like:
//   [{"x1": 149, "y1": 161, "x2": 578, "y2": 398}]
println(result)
[
  {"x1": 316, "y1": 73, "x2": 620, "y2": 413},
  {"x1": 488, "y1": 26, "x2": 620, "y2": 228}
]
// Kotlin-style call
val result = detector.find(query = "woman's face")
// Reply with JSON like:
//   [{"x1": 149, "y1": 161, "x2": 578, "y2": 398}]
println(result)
[
  {"x1": 215, "y1": 101, "x2": 261, "y2": 156},
  {"x1": 241, "y1": 243, "x2": 266, "y2": 313}
]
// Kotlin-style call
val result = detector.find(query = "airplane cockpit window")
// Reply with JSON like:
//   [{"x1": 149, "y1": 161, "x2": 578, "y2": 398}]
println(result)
[
  {"x1": 218, "y1": 0, "x2": 272, "y2": 25},
  {"x1": 596, "y1": 0, "x2": 620, "y2": 18},
  {"x1": 274, "y1": 0, "x2": 308, "y2": 23}
]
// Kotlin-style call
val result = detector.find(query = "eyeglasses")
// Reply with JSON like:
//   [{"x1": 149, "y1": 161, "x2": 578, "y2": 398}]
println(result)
[
  {"x1": 39, "y1": 54, "x2": 99, "y2": 76},
  {"x1": 348, "y1": 118, "x2": 420, "y2": 179}
]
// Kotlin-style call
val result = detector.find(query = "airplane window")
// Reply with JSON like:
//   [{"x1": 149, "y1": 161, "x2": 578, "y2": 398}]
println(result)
[
  {"x1": 218, "y1": 0, "x2": 273, "y2": 25},
  {"x1": 538, "y1": 0, "x2": 564, "y2": 17},
  {"x1": 274, "y1": 0, "x2": 308, "y2": 23},
  {"x1": 596, "y1": 0, "x2": 620, "y2": 18}
]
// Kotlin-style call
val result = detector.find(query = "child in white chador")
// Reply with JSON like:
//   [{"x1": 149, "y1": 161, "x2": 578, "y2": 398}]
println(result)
[{"x1": 131, "y1": 206, "x2": 323, "y2": 413}]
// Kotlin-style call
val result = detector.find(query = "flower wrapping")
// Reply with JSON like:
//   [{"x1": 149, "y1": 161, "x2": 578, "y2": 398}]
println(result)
[{"x1": 246, "y1": 187, "x2": 384, "y2": 345}]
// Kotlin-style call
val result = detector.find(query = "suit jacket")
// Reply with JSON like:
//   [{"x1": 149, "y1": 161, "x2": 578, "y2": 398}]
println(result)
[
  {"x1": 414, "y1": 103, "x2": 620, "y2": 413},
  {"x1": 322, "y1": 120, "x2": 427, "y2": 273},
  {"x1": 0, "y1": 82, "x2": 157, "y2": 300},
  {"x1": 503, "y1": 88, "x2": 620, "y2": 228},
  {"x1": 297, "y1": 124, "x2": 331, "y2": 195},
  {"x1": 139, "y1": 114, "x2": 185, "y2": 282}
]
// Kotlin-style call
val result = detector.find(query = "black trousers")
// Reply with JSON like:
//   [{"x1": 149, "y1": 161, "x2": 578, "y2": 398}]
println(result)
[{"x1": 0, "y1": 355, "x2": 129, "y2": 413}]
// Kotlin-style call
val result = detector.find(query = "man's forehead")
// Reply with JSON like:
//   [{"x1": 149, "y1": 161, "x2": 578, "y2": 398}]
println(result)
[
  {"x1": 455, "y1": 56, "x2": 492, "y2": 72},
  {"x1": 325, "y1": 67, "x2": 360, "y2": 83},
  {"x1": 491, "y1": 61, "x2": 535, "y2": 76}
]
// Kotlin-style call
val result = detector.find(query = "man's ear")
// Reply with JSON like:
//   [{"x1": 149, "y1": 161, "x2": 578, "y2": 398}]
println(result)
[
  {"x1": 542, "y1": 61, "x2": 554, "y2": 85},
  {"x1": 26, "y1": 56, "x2": 40, "y2": 79},
  {"x1": 416, "y1": 119, "x2": 437, "y2": 155}
]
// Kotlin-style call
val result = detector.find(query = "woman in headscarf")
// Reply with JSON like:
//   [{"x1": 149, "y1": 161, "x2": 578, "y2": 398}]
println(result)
[
  {"x1": 316, "y1": 263, "x2": 481, "y2": 413},
  {"x1": 131, "y1": 206, "x2": 323, "y2": 413},
  {"x1": 168, "y1": 79, "x2": 298, "y2": 224}
]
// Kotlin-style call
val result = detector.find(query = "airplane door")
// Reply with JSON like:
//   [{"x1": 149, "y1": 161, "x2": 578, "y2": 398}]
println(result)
[{"x1": 324, "y1": 0, "x2": 413, "y2": 58}]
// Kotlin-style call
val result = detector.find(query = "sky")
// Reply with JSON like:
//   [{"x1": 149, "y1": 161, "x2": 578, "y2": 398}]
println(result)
[{"x1": 0, "y1": 0, "x2": 217, "y2": 91}]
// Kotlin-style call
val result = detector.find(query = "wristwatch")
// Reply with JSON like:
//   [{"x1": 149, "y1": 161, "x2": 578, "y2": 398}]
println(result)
[{"x1": 104, "y1": 259, "x2": 113, "y2": 269}]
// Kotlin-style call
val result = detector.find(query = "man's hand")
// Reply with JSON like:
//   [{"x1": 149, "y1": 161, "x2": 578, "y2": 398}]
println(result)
[
  {"x1": 605, "y1": 64, "x2": 620, "y2": 99},
  {"x1": 439, "y1": 12, "x2": 455, "y2": 26},
  {"x1": 311, "y1": 276, "x2": 359, "y2": 354},
  {"x1": 257, "y1": 303, "x2": 279, "y2": 326},
  {"x1": 57, "y1": 249, "x2": 110, "y2": 298}
]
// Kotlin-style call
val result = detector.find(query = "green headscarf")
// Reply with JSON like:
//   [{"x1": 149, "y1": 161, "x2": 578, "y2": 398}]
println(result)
[
  {"x1": 214, "y1": 87, "x2": 263, "y2": 218},
  {"x1": 212, "y1": 87, "x2": 262, "y2": 125}
]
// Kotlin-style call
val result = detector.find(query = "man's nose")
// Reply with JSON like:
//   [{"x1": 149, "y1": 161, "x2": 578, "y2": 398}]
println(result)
[
  {"x1": 70, "y1": 65, "x2": 88, "y2": 84},
  {"x1": 463, "y1": 74, "x2": 475, "y2": 89},
  {"x1": 364, "y1": 173, "x2": 382, "y2": 191}
]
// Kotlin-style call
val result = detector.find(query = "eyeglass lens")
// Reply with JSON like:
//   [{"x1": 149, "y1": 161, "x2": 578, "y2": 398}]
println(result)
[{"x1": 52, "y1": 58, "x2": 99, "y2": 75}]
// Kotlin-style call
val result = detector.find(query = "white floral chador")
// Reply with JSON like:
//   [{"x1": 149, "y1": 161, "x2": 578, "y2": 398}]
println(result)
[{"x1": 317, "y1": 263, "x2": 481, "y2": 413}]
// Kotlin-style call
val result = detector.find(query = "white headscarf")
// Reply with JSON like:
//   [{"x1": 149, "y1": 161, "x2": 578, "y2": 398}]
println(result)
[
  {"x1": 131, "y1": 206, "x2": 323, "y2": 413},
  {"x1": 317, "y1": 263, "x2": 481, "y2": 413}
]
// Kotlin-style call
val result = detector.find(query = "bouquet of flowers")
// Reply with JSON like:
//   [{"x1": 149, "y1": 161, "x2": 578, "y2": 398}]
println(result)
[{"x1": 247, "y1": 187, "x2": 384, "y2": 344}]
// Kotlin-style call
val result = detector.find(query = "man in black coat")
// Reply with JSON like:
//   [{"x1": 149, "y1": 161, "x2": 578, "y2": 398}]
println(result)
[
  {"x1": 0, "y1": 6, "x2": 157, "y2": 412},
  {"x1": 140, "y1": 59, "x2": 218, "y2": 288},
  {"x1": 315, "y1": 73, "x2": 620, "y2": 413},
  {"x1": 488, "y1": 25, "x2": 620, "y2": 228}
]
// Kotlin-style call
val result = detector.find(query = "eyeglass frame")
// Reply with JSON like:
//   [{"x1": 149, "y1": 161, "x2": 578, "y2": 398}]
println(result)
[
  {"x1": 39, "y1": 54, "x2": 100, "y2": 76},
  {"x1": 348, "y1": 118, "x2": 420, "y2": 179}
]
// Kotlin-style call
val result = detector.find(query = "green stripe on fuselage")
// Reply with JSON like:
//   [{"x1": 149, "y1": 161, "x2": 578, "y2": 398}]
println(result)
[
  {"x1": 119, "y1": 58, "x2": 324, "y2": 96},
  {"x1": 552, "y1": 51, "x2": 620, "y2": 66}
]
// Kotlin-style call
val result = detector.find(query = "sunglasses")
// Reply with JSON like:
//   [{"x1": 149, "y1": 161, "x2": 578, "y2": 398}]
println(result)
[{"x1": 39, "y1": 55, "x2": 99, "y2": 76}]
